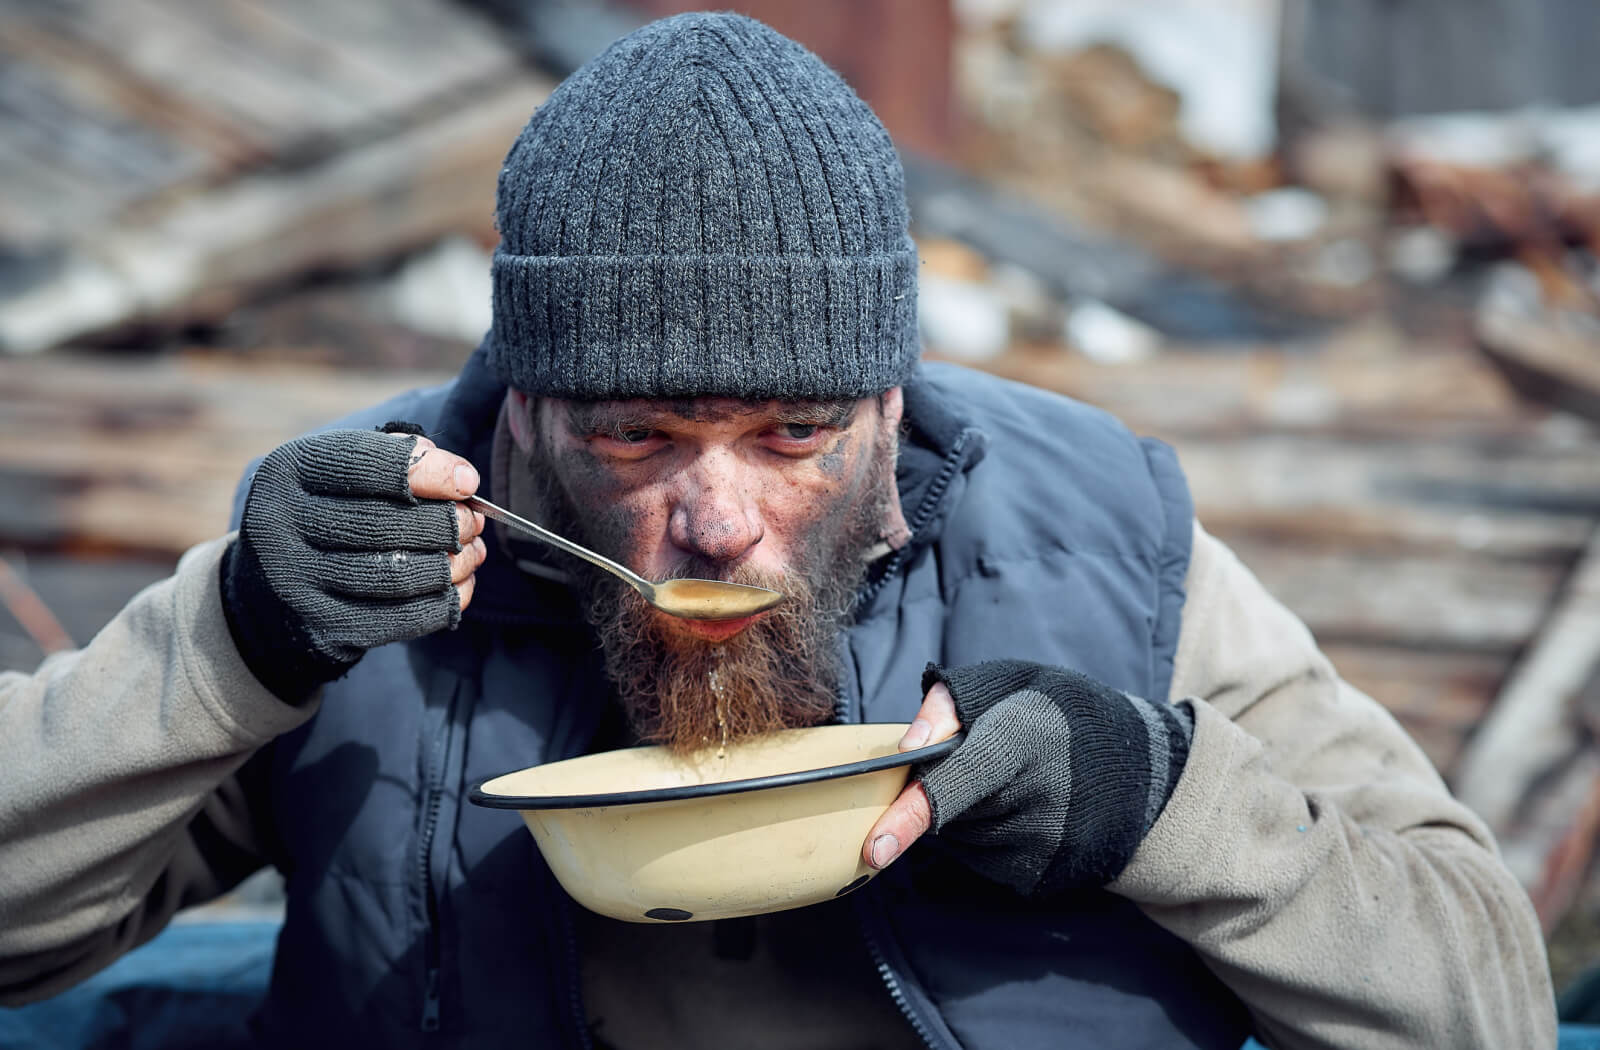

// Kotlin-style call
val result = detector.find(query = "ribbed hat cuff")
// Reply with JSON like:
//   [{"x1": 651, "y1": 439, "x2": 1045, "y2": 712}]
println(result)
[{"x1": 488, "y1": 249, "x2": 920, "y2": 401}]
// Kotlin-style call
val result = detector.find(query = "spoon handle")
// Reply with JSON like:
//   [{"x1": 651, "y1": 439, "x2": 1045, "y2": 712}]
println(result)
[{"x1": 464, "y1": 495, "x2": 653, "y2": 595}]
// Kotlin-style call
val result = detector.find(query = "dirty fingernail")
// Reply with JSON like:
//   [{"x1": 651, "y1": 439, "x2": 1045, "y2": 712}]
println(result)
[
  {"x1": 454, "y1": 464, "x2": 479, "y2": 494},
  {"x1": 900, "y1": 720, "x2": 931, "y2": 750},
  {"x1": 870, "y1": 834, "x2": 900, "y2": 869}
]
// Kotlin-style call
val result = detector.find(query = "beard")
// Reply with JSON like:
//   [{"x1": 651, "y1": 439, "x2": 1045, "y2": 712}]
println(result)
[{"x1": 526, "y1": 419, "x2": 898, "y2": 755}]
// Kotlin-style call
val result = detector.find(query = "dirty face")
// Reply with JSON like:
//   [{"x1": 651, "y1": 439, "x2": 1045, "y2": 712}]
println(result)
[{"x1": 509, "y1": 388, "x2": 903, "y2": 753}]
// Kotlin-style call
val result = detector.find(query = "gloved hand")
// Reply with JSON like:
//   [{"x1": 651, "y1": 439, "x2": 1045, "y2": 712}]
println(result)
[
  {"x1": 220, "y1": 423, "x2": 487, "y2": 703},
  {"x1": 863, "y1": 660, "x2": 1193, "y2": 894}
]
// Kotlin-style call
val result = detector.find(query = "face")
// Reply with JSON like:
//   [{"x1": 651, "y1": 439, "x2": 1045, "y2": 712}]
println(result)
[{"x1": 509, "y1": 388, "x2": 904, "y2": 754}]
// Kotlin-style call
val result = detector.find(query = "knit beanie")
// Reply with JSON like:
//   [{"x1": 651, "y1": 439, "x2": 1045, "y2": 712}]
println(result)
[{"x1": 487, "y1": 12, "x2": 920, "y2": 401}]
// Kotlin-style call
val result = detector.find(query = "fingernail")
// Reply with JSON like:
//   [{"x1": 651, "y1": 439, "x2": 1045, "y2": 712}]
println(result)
[
  {"x1": 870, "y1": 834, "x2": 901, "y2": 869},
  {"x1": 454, "y1": 464, "x2": 479, "y2": 494},
  {"x1": 900, "y1": 719, "x2": 930, "y2": 750}
]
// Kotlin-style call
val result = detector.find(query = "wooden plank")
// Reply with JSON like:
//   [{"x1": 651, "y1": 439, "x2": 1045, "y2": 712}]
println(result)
[
  {"x1": 0, "y1": 73, "x2": 551, "y2": 353},
  {"x1": 0, "y1": 0, "x2": 526, "y2": 256},
  {"x1": 1178, "y1": 435, "x2": 1600, "y2": 558},
  {"x1": 963, "y1": 331, "x2": 1536, "y2": 439},
  {"x1": 1196, "y1": 501, "x2": 1591, "y2": 563},
  {"x1": 34, "y1": 0, "x2": 523, "y2": 150},
  {"x1": 144, "y1": 0, "x2": 409, "y2": 119},
  {"x1": 1323, "y1": 643, "x2": 1504, "y2": 728},
  {"x1": 0, "y1": 121, "x2": 116, "y2": 245},
  {"x1": 0, "y1": 19, "x2": 239, "y2": 173},
  {"x1": 36, "y1": 0, "x2": 370, "y2": 142},
  {"x1": 1454, "y1": 526, "x2": 1600, "y2": 833},
  {"x1": 1477, "y1": 305, "x2": 1600, "y2": 425},
  {"x1": 1223, "y1": 538, "x2": 1565, "y2": 652},
  {"x1": 239, "y1": 0, "x2": 517, "y2": 107},
  {"x1": 0, "y1": 35, "x2": 204, "y2": 243},
  {"x1": 0, "y1": 352, "x2": 455, "y2": 554}
]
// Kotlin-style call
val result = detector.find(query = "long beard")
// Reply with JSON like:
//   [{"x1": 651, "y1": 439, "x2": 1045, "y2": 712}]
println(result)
[
  {"x1": 589, "y1": 560, "x2": 849, "y2": 754},
  {"x1": 528, "y1": 426, "x2": 896, "y2": 755}
]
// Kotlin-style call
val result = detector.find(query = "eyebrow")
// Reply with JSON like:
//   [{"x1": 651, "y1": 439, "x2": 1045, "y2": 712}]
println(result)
[
  {"x1": 775, "y1": 400, "x2": 858, "y2": 428},
  {"x1": 562, "y1": 398, "x2": 859, "y2": 434}
]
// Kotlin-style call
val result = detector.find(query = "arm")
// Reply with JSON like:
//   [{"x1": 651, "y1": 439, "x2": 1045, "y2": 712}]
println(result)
[
  {"x1": 1109, "y1": 522, "x2": 1555, "y2": 1048},
  {"x1": 0, "y1": 538, "x2": 310, "y2": 1004},
  {"x1": 0, "y1": 428, "x2": 488, "y2": 1004}
]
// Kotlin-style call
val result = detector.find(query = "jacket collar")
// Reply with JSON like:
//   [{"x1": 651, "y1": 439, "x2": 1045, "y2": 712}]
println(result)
[{"x1": 859, "y1": 367, "x2": 987, "y2": 606}]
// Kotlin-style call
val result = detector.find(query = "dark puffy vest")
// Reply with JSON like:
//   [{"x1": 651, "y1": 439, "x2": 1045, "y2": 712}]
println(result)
[{"x1": 238, "y1": 348, "x2": 1252, "y2": 1049}]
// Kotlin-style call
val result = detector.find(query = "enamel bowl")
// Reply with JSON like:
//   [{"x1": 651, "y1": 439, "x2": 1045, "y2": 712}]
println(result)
[{"x1": 469, "y1": 723, "x2": 959, "y2": 924}]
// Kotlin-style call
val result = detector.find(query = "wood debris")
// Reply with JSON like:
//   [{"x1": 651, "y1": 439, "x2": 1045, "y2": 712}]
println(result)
[{"x1": 0, "y1": 0, "x2": 551, "y2": 353}]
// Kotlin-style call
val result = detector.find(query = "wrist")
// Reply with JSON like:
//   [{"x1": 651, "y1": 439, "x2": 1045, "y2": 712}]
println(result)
[{"x1": 219, "y1": 536, "x2": 356, "y2": 705}]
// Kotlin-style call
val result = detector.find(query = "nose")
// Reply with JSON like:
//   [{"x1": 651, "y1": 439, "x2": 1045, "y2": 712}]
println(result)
[{"x1": 668, "y1": 453, "x2": 764, "y2": 565}]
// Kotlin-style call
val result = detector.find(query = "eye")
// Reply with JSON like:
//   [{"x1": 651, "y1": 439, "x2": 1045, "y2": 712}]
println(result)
[
  {"x1": 777, "y1": 422, "x2": 819, "y2": 440},
  {"x1": 587, "y1": 425, "x2": 666, "y2": 459}
]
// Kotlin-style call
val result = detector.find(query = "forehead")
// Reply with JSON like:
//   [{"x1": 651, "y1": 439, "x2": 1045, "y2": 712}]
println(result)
[{"x1": 553, "y1": 396, "x2": 862, "y2": 430}]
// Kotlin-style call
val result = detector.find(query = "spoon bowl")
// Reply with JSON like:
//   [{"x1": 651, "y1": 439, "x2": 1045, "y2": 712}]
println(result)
[
  {"x1": 644, "y1": 577, "x2": 785, "y2": 620},
  {"x1": 465, "y1": 495, "x2": 784, "y2": 621}
]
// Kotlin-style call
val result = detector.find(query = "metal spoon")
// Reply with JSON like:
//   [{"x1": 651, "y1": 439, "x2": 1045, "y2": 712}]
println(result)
[{"x1": 464, "y1": 495, "x2": 784, "y2": 621}]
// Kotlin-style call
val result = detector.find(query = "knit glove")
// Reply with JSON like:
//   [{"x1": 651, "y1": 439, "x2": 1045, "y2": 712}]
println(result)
[
  {"x1": 221, "y1": 426, "x2": 465, "y2": 703},
  {"x1": 916, "y1": 659, "x2": 1193, "y2": 894}
]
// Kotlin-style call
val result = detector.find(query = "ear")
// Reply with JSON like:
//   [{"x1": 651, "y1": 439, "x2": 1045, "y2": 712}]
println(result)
[{"x1": 505, "y1": 389, "x2": 536, "y2": 452}]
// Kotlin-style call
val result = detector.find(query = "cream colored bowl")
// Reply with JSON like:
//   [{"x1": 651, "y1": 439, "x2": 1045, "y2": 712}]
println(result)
[{"x1": 469, "y1": 723, "x2": 960, "y2": 923}]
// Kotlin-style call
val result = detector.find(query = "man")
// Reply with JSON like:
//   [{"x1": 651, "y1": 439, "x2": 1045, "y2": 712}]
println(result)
[{"x1": 0, "y1": 12, "x2": 1556, "y2": 1049}]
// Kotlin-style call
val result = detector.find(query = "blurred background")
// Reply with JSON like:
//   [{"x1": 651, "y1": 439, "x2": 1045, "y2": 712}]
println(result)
[{"x1": 2, "y1": 0, "x2": 1600, "y2": 1007}]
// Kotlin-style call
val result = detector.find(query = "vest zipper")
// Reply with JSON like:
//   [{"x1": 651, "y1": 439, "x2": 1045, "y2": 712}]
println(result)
[
  {"x1": 557, "y1": 894, "x2": 595, "y2": 1050},
  {"x1": 421, "y1": 967, "x2": 441, "y2": 1031},
  {"x1": 855, "y1": 893, "x2": 959, "y2": 1050},
  {"x1": 418, "y1": 679, "x2": 463, "y2": 1032},
  {"x1": 858, "y1": 431, "x2": 973, "y2": 611}
]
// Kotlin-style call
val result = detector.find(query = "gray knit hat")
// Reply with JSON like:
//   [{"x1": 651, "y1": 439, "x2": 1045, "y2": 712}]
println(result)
[{"x1": 487, "y1": 12, "x2": 919, "y2": 401}]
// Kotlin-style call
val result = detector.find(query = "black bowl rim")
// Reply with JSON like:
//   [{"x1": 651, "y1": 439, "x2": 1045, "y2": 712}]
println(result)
[{"x1": 467, "y1": 727, "x2": 964, "y2": 810}]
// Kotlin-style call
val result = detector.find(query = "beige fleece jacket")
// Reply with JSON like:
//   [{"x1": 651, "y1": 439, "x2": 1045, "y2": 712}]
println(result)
[
  {"x1": 0, "y1": 538, "x2": 314, "y2": 1002},
  {"x1": 0, "y1": 526, "x2": 1556, "y2": 1047}
]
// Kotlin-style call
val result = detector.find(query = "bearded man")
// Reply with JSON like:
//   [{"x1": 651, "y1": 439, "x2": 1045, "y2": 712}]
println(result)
[{"x1": 0, "y1": 12, "x2": 1556, "y2": 1050}]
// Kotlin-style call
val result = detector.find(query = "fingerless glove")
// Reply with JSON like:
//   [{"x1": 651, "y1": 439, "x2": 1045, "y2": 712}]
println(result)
[
  {"x1": 917, "y1": 659, "x2": 1193, "y2": 894},
  {"x1": 221, "y1": 428, "x2": 464, "y2": 703}
]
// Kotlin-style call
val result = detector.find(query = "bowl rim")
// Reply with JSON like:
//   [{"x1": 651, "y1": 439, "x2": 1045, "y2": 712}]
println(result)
[{"x1": 467, "y1": 726, "x2": 964, "y2": 810}]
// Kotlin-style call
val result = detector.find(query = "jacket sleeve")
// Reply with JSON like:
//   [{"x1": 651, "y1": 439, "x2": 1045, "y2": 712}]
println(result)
[
  {"x1": 0, "y1": 537, "x2": 316, "y2": 1005},
  {"x1": 1110, "y1": 522, "x2": 1556, "y2": 1049}
]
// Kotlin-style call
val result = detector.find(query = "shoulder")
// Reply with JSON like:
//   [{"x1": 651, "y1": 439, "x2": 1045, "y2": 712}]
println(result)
[{"x1": 922, "y1": 362, "x2": 1189, "y2": 562}]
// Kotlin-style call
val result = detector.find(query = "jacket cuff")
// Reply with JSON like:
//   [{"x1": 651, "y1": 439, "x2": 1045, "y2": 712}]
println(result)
[
  {"x1": 174, "y1": 535, "x2": 321, "y2": 743},
  {"x1": 1107, "y1": 697, "x2": 1248, "y2": 904}
]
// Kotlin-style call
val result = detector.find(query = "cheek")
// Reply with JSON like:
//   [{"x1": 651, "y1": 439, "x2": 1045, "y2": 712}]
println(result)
[
  {"x1": 761, "y1": 437, "x2": 874, "y2": 537},
  {"x1": 554, "y1": 449, "x2": 667, "y2": 558}
]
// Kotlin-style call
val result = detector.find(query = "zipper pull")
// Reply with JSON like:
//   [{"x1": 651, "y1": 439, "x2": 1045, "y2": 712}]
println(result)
[{"x1": 422, "y1": 967, "x2": 441, "y2": 1031}]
